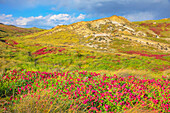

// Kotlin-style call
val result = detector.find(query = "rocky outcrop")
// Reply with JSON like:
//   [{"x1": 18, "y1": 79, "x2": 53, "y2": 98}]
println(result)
[
  {"x1": 90, "y1": 36, "x2": 112, "y2": 43},
  {"x1": 93, "y1": 33, "x2": 111, "y2": 37},
  {"x1": 30, "y1": 15, "x2": 167, "y2": 52},
  {"x1": 83, "y1": 34, "x2": 169, "y2": 53},
  {"x1": 36, "y1": 15, "x2": 160, "y2": 40}
]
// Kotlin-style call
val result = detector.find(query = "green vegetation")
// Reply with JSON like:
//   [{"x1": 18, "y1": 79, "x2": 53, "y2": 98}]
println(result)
[
  {"x1": 0, "y1": 34, "x2": 169, "y2": 78},
  {"x1": 0, "y1": 17, "x2": 169, "y2": 112},
  {"x1": 0, "y1": 23, "x2": 44, "y2": 38},
  {"x1": 134, "y1": 18, "x2": 170, "y2": 38}
]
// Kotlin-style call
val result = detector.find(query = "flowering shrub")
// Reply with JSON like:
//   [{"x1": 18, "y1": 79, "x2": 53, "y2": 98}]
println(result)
[
  {"x1": 32, "y1": 47, "x2": 65, "y2": 56},
  {"x1": 149, "y1": 27, "x2": 163, "y2": 35},
  {"x1": 5, "y1": 40, "x2": 18, "y2": 46},
  {"x1": 152, "y1": 65, "x2": 170, "y2": 72},
  {"x1": 86, "y1": 56, "x2": 96, "y2": 59},
  {"x1": 1, "y1": 70, "x2": 169, "y2": 112},
  {"x1": 140, "y1": 23, "x2": 153, "y2": 26},
  {"x1": 140, "y1": 22, "x2": 169, "y2": 36},
  {"x1": 123, "y1": 50, "x2": 170, "y2": 61},
  {"x1": 165, "y1": 23, "x2": 170, "y2": 27},
  {"x1": 32, "y1": 44, "x2": 41, "y2": 46}
]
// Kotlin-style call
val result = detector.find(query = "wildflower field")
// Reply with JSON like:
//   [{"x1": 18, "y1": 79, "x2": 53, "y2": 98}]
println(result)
[{"x1": 0, "y1": 70, "x2": 169, "y2": 112}]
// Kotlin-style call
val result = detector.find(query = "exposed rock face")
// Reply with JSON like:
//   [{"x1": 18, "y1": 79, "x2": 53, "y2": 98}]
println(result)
[
  {"x1": 90, "y1": 36, "x2": 112, "y2": 43},
  {"x1": 135, "y1": 31, "x2": 147, "y2": 37},
  {"x1": 93, "y1": 33, "x2": 111, "y2": 37}
]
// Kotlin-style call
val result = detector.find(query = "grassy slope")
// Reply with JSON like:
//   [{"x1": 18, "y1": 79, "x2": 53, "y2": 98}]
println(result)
[
  {"x1": 0, "y1": 23, "x2": 44, "y2": 38},
  {"x1": 0, "y1": 26, "x2": 169, "y2": 79},
  {"x1": 133, "y1": 18, "x2": 170, "y2": 38}
]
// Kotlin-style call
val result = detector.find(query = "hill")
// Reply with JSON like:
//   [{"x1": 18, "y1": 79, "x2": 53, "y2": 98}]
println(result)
[
  {"x1": 10, "y1": 15, "x2": 169, "y2": 52},
  {"x1": 0, "y1": 15, "x2": 170, "y2": 113},
  {"x1": 1, "y1": 15, "x2": 169, "y2": 76},
  {"x1": 0, "y1": 23, "x2": 44, "y2": 38}
]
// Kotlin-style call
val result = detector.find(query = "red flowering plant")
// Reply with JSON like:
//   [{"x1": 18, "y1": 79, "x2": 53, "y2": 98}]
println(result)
[
  {"x1": 1, "y1": 70, "x2": 169, "y2": 112},
  {"x1": 32, "y1": 47, "x2": 66, "y2": 56}
]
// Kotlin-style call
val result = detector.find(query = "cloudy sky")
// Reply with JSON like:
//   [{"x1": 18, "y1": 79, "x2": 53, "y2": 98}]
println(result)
[{"x1": 0, "y1": 0, "x2": 170, "y2": 29}]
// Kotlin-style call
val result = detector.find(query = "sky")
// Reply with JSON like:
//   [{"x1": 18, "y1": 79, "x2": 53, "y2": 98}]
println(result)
[{"x1": 0, "y1": 0, "x2": 170, "y2": 29}]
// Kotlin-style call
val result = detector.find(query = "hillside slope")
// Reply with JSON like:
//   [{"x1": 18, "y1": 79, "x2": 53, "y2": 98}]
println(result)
[
  {"x1": 13, "y1": 15, "x2": 169, "y2": 52},
  {"x1": 51, "y1": 15, "x2": 158, "y2": 37},
  {"x1": 0, "y1": 23, "x2": 44, "y2": 38},
  {"x1": 133, "y1": 18, "x2": 170, "y2": 38},
  {"x1": 0, "y1": 15, "x2": 169, "y2": 78}
]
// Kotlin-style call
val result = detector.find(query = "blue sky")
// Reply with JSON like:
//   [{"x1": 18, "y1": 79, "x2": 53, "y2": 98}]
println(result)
[{"x1": 0, "y1": 0, "x2": 170, "y2": 29}]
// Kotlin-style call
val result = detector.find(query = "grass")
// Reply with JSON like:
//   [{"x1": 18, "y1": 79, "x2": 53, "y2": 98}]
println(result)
[
  {"x1": 133, "y1": 18, "x2": 170, "y2": 38},
  {"x1": 0, "y1": 38, "x2": 169, "y2": 78},
  {"x1": 7, "y1": 89, "x2": 83, "y2": 113},
  {"x1": 125, "y1": 104, "x2": 160, "y2": 113}
]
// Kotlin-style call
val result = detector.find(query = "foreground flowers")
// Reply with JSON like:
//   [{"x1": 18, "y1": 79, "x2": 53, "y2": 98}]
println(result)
[{"x1": 0, "y1": 70, "x2": 169, "y2": 112}]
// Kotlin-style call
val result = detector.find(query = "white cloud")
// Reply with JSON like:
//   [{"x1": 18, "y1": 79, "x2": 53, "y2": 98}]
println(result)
[
  {"x1": 0, "y1": 14, "x2": 13, "y2": 19},
  {"x1": 0, "y1": 13, "x2": 86, "y2": 29},
  {"x1": 76, "y1": 14, "x2": 85, "y2": 20},
  {"x1": 15, "y1": 16, "x2": 44, "y2": 26},
  {"x1": 16, "y1": 17, "x2": 34, "y2": 25},
  {"x1": 5, "y1": 14, "x2": 13, "y2": 17},
  {"x1": 0, "y1": 14, "x2": 15, "y2": 25},
  {"x1": 49, "y1": 14, "x2": 70, "y2": 21},
  {"x1": 123, "y1": 12, "x2": 155, "y2": 21},
  {"x1": 35, "y1": 16, "x2": 43, "y2": 19}
]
